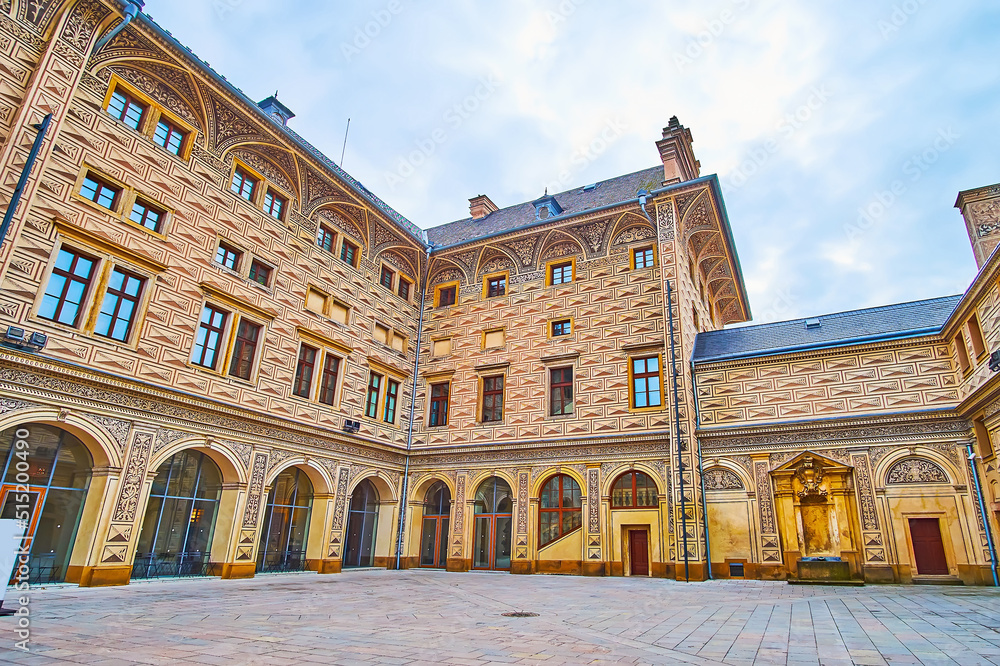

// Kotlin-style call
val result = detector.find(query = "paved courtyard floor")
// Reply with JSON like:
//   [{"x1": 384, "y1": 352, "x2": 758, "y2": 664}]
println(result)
[{"x1": 2, "y1": 569, "x2": 1000, "y2": 665}]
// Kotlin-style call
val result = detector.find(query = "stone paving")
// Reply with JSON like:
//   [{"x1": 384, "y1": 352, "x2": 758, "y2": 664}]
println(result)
[{"x1": 2, "y1": 570, "x2": 1000, "y2": 665}]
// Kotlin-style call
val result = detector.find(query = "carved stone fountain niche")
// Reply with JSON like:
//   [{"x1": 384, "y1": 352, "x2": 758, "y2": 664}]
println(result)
[{"x1": 772, "y1": 452, "x2": 861, "y2": 582}]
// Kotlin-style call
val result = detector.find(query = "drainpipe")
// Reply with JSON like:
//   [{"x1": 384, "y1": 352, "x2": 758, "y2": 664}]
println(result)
[
  {"x1": 966, "y1": 442, "x2": 999, "y2": 586},
  {"x1": 394, "y1": 244, "x2": 433, "y2": 570},
  {"x1": 691, "y1": 357, "x2": 713, "y2": 580},
  {"x1": 92, "y1": 0, "x2": 144, "y2": 54},
  {"x1": 666, "y1": 281, "x2": 689, "y2": 581}
]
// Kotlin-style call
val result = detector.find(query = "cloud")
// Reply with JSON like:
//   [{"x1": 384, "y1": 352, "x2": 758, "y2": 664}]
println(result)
[{"x1": 144, "y1": 0, "x2": 997, "y2": 324}]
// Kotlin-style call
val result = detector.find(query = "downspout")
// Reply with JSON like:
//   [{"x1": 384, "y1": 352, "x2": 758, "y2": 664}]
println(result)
[
  {"x1": 394, "y1": 244, "x2": 433, "y2": 570},
  {"x1": 966, "y1": 441, "x2": 1000, "y2": 586},
  {"x1": 692, "y1": 356, "x2": 713, "y2": 580},
  {"x1": 92, "y1": 0, "x2": 144, "y2": 54},
  {"x1": 667, "y1": 281, "x2": 689, "y2": 581}
]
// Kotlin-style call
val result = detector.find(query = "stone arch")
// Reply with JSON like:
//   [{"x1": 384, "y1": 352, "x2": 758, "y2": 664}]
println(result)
[
  {"x1": 263, "y1": 458, "x2": 333, "y2": 496},
  {"x1": 476, "y1": 245, "x2": 518, "y2": 277},
  {"x1": 147, "y1": 437, "x2": 246, "y2": 485},
  {"x1": 702, "y1": 464, "x2": 749, "y2": 491},
  {"x1": 537, "y1": 231, "x2": 585, "y2": 269},
  {"x1": 226, "y1": 144, "x2": 299, "y2": 200},
  {"x1": 530, "y1": 466, "x2": 586, "y2": 498},
  {"x1": 411, "y1": 473, "x2": 456, "y2": 501},
  {"x1": 0, "y1": 408, "x2": 121, "y2": 469},
  {"x1": 610, "y1": 213, "x2": 656, "y2": 246},
  {"x1": 428, "y1": 258, "x2": 466, "y2": 286},
  {"x1": 92, "y1": 59, "x2": 206, "y2": 131},
  {"x1": 467, "y1": 469, "x2": 519, "y2": 495},
  {"x1": 874, "y1": 447, "x2": 961, "y2": 489},
  {"x1": 884, "y1": 457, "x2": 952, "y2": 485},
  {"x1": 348, "y1": 470, "x2": 399, "y2": 503},
  {"x1": 375, "y1": 248, "x2": 419, "y2": 280},
  {"x1": 601, "y1": 462, "x2": 665, "y2": 497},
  {"x1": 313, "y1": 205, "x2": 368, "y2": 246}
]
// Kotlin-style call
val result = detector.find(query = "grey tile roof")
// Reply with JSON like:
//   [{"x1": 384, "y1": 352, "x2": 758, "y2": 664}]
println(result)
[
  {"x1": 426, "y1": 166, "x2": 665, "y2": 247},
  {"x1": 693, "y1": 295, "x2": 962, "y2": 363}
]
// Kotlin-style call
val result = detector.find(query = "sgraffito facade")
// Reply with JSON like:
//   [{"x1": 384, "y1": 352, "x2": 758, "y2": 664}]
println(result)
[{"x1": 0, "y1": 0, "x2": 997, "y2": 588}]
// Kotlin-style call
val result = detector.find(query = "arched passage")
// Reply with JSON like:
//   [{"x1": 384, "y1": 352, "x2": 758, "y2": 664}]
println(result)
[
  {"x1": 132, "y1": 449, "x2": 223, "y2": 579},
  {"x1": 419, "y1": 481, "x2": 450, "y2": 568},
  {"x1": 344, "y1": 479, "x2": 379, "y2": 568},
  {"x1": 0, "y1": 423, "x2": 93, "y2": 583},
  {"x1": 257, "y1": 466, "x2": 314, "y2": 573},
  {"x1": 473, "y1": 477, "x2": 513, "y2": 571}
]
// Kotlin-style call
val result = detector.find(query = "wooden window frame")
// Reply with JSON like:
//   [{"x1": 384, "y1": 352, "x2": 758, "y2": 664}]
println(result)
[
  {"x1": 37, "y1": 247, "x2": 98, "y2": 328},
  {"x1": 292, "y1": 344, "x2": 318, "y2": 399},
  {"x1": 230, "y1": 164, "x2": 259, "y2": 203},
  {"x1": 248, "y1": 259, "x2": 273, "y2": 288},
  {"x1": 481, "y1": 374, "x2": 505, "y2": 423},
  {"x1": 397, "y1": 276, "x2": 412, "y2": 301},
  {"x1": 383, "y1": 378, "x2": 400, "y2": 424},
  {"x1": 482, "y1": 271, "x2": 508, "y2": 299},
  {"x1": 78, "y1": 172, "x2": 123, "y2": 212},
  {"x1": 103, "y1": 76, "x2": 198, "y2": 160},
  {"x1": 152, "y1": 116, "x2": 188, "y2": 156},
  {"x1": 549, "y1": 318, "x2": 573, "y2": 339},
  {"x1": 628, "y1": 354, "x2": 665, "y2": 412},
  {"x1": 93, "y1": 266, "x2": 145, "y2": 343},
  {"x1": 340, "y1": 238, "x2": 360, "y2": 268},
  {"x1": 73, "y1": 166, "x2": 173, "y2": 239},
  {"x1": 128, "y1": 196, "x2": 167, "y2": 234},
  {"x1": 545, "y1": 257, "x2": 576, "y2": 286},
  {"x1": 317, "y1": 225, "x2": 336, "y2": 252},
  {"x1": 105, "y1": 86, "x2": 148, "y2": 132},
  {"x1": 630, "y1": 245, "x2": 656, "y2": 270},
  {"x1": 968, "y1": 313, "x2": 987, "y2": 360},
  {"x1": 428, "y1": 381, "x2": 450, "y2": 428},
  {"x1": 262, "y1": 187, "x2": 286, "y2": 221},
  {"x1": 191, "y1": 303, "x2": 230, "y2": 371},
  {"x1": 214, "y1": 240, "x2": 243, "y2": 272},
  {"x1": 611, "y1": 471, "x2": 659, "y2": 509},
  {"x1": 549, "y1": 366, "x2": 574, "y2": 416},
  {"x1": 318, "y1": 352, "x2": 342, "y2": 406},
  {"x1": 365, "y1": 372, "x2": 383, "y2": 419},
  {"x1": 434, "y1": 281, "x2": 459, "y2": 308},
  {"x1": 228, "y1": 316, "x2": 263, "y2": 381},
  {"x1": 538, "y1": 474, "x2": 582, "y2": 546},
  {"x1": 380, "y1": 264, "x2": 395, "y2": 291}
]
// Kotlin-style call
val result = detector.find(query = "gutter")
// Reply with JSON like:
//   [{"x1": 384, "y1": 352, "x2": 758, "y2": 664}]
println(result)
[
  {"x1": 691, "y1": 349, "x2": 712, "y2": 580},
  {"x1": 92, "y1": 0, "x2": 144, "y2": 54}
]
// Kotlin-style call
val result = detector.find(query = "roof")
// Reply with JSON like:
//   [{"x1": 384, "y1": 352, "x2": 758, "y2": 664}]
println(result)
[
  {"x1": 137, "y1": 13, "x2": 426, "y2": 245},
  {"x1": 426, "y1": 166, "x2": 664, "y2": 247},
  {"x1": 693, "y1": 294, "x2": 963, "y2": 363}
]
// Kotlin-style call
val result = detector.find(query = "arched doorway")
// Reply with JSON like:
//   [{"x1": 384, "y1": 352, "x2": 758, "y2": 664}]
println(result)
[
  {"x1": 133, "y1": 449, "x2": 222, "y2": 579},
  {"x1": 539, "y1": 474, "x2": 582, "y2": 546},
  {"x1": 344, "y1": 479, "x2": 379, "y2": 568},
  {"x1": 257, "y1": 467, "x2": 313, "y2": 573},
  {"x1": 419, "y1": 481, "x2": 450, "y2": 568},
  {"x1": 473, "y1": 477, "x2": 512, "y2": 570},
  {"x1": 0, "y1": 424, "x2": 92, "y2": 583}
]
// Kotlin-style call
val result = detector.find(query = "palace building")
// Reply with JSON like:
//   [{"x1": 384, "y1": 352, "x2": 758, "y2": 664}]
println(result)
[{"x1": 0, "y1": 0, "x2": 998, "y2": 587}]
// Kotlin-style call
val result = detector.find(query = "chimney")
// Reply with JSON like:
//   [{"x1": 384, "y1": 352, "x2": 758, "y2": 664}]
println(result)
[
  {"x1": 955, "y1": 182, "x2": 1000, "y2": 269},
  {"x1": 258, "y1": 94, "x2": 295, "y2": 126},
  {"x1": 656, "y1": 116, "x2": 700, "y2": 185},
  {"x1": 469, "y1": 194, "x2": 499, "y2": 220}
]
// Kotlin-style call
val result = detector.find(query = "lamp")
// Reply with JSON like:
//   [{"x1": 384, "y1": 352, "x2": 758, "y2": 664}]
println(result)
[
  {"x1": 990, "y1": 350, "x2": 1000, "y2": 373},
  {"x1": 2, "y1": 326, "x2": 47, "y2": 352},
  {"x1": 342, "y1": 419, "x2": 360, "y2": 434}
]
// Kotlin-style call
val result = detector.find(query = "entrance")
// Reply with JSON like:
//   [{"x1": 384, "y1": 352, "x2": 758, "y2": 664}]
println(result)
[
  {"x1": 133, "y1": 449, "x2": 222, "y2": 579},
  {"x1": 0, "y1": 424, "x2": 92, "y2": 583},
  {"x1": 909, "y1": 517, "x2": 949, "y2": 575},
  {"x1": 419, "y1": 481, "x2": 450, "y2": 568},
  {"x1": 473, "y1": 477, "x2": 512, "y2": 570},
  {"x1": 344, "y1": 479, "x2": 379, "y2": 568},
  {"x1": 257, "y1": 467, "x2": 313, "y2": 573},
  {"x1": 629, "y1": 529, "x2": 649, "y2": 576}
]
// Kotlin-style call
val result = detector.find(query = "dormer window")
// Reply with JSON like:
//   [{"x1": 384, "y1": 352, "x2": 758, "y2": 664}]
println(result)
[{"x1": 532, "y1": 192, "x2": 564, "y2": 221}]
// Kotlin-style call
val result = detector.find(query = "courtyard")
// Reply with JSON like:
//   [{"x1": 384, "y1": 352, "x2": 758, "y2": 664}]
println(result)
[{"x1": 1, "y1": 571, "x2": 1000, "y2": 665}]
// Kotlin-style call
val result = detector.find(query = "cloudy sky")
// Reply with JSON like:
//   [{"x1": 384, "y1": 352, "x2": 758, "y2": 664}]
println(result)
[{"x1": 144, "y1": 0, "x2": 999, "y2": 325}]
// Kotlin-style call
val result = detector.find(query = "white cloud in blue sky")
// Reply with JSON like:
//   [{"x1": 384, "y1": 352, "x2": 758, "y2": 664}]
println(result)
[{"x1": 145, "y1": 0, "x2": 1000, "y2": 324}]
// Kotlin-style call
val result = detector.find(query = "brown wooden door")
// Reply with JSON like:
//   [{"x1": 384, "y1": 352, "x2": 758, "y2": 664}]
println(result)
[
  {"x1": 629, "y1": 530, "x2": 649, "y2": 576},
  {"x1": 909, "y1": 518, "x2": 949, "y2": 575}
]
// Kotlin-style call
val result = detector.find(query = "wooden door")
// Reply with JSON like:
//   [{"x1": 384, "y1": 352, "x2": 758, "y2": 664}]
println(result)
[
  {"x1": 629, "y1": 530, "x2": 649, "y2": 576},
  {"x1": 909, "y1": 518, "x2": 949, "y2": 575}
]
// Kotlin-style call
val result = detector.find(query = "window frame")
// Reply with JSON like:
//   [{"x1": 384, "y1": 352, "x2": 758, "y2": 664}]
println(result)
[
  {"x1": 152, "y1": 115, "x2": 189, "y2": 156},
  {"x1": 481, "y1": 327, "x2": 505, "y2": 350},
  {"x1": 262, "y1": 187, "x2": 286, "y2": 221},
  {"x1": 339, "y1": 238, "x2": 360, "y2": 268},
  {"x1": 105, "y1": 86, "x2": 148, "y2": 132},
  {"x1": 78, "y1": 172, "x2": 123, "y2": 212},
  {"x1": 610, "y1": 471, "x2": 659, "y2": 509},
  {"x1": 628, "y1": 354, "x2": 665, "y2": 412},
  {"x1": 248, "y1": 259, "x2": 273, "y2": 288},
  {"x1": 128, "y1": 196, "x2": 167, "y2": 234},
  {"x1": 228, "y1": 315, "x2": 263, "y2": 382},
  {"x1": 103, "y1": 76, "x2": 198, "y2": 160},
  {"x1": 191, "y1": 303, "x2": 230, "y2": 371},
  {"x1": 538, "y1": 474, "x2": 582, "y2": 547},
  {"x1": 482, "y1": 271, "x2": 509, "y2": 299},
  {"x1": 317, "y1": 225, "x2": 336, "y2": 253},
  {"x1": 481, "y1": 374, "x2": 505, "y2": 423},
  {"x1": 545, "y1": 258, "x2": 576, "y2": 286},
  {"x1": 72, "y1": 166, "x2": 173, "y2": 239},
  {"x1": 549, "y1": 318, "x2": 573, "y2": 339},
  {"x1": 630, "y1": 245, "x2": 656, "y2": 270},
  {"x1": 428, "y1": 381, "x2": 450, "y2": 428},
  {"x1": 37, "y1": 246, "x2": 98, "y2": 329},
  {"x1": 380, "y1": 264, "x2": 395, "y2": 291},
  {"x1": 434, "y1": 281, "x2": 460, "y2": 308},
  {"x1": 549, "y1": 366, "x2": 574, "y2": 417},
  {"x1": 383, "y1": 378, "x2": 400, "y2": 424},
  {"x1": 214, "y1": 240, "x2": 243, "y2": 273},
  {"x1": 317, "y1": 352, "x2": 342, "y2": 406},
  {"x1": 230, "y1": 164, "x2": 259, "y2": 203},
  {"x1": 365, "y1": 372, "x2": 383, "y2": 419},
  {"x1": 292, "y1": 343, "x2": 318, "y2": 399},
  {"x1": 397, "y1": 276, "x2": 412, "y2": 301},
  {"x1": 93, "y1": 266, "x2": 146, "y2": 343}
]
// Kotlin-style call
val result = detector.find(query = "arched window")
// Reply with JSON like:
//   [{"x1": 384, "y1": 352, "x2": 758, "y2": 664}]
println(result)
[
  {"x1": 473, "y1": 477, "x2": 512, "y2": 570},
  {"x1": 344, "y1": 479, "x2": 379, "y2": 568},
  {"x1": 257, "y1": 467, "x2": 314, "y2": 573},
  {"x1": 611, "y1": 471, "x2": 658, "y2": 508},
  {"x1": 420, "y1": 481, "x2": 451, "y2": 568},
  {"x1": 539, "y1": 474, "x2": 582, "y2": 546}
]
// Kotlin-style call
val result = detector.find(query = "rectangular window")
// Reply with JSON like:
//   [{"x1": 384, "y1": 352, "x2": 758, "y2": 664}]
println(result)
[
  {"x1": 631, "y1": 355, "x2": 663, "y2": 409},
  {"x1": 969, "y1": 314, "x2": 986, "y2": 358},
  {"x1": 340, "y1": 239, "x2": 359, "y2": 267},
  {"x1": 486, "y1": 275, "x2": 506, "y2": 298},
  {"x1": 192, "y1": 304, "x2": 228, "y2": 369},
  {"x1": 153, "y1": 118, "x2": 186, "y2": 155},
  {"x1": 129, "y1": 198, "x2": 165, "y2": 233},
  {"x1": 432, "y1": 338, "x2": 452, "y2": 357},
  {"x1": 438, "y1": 285, "x2": 457, "y2": 307},
  {"x1": 550, "y1": 367, "x2": 573, "y2": 416},
  {"x1": 317, "y1": 225, "x2": 335, "y2": 252},
  {"x1": 106, "y1": 89, "x2": 146, "y2": 130},
  {"x1": 483, "y1": 328, "x2": 505, "y2": 349},
  {"x1": 228, "y1": 318, "x2": 261, "y2": 380},
  {"x1": 398, "y1": 278, "x2": 411, "y2": 301},
  {"x1": 262, "y1": 188, "x2": 285, "y2": 220},
  {"x1": 305, "y1": 288, "x2": 328, "y2": 314},
  {"x1": 383, "y1": 379, "x2": 399, "y2": 423},
  {"x1": 633, "y1": 247, "x2": 654, "y2": 269},
  {"x1": 39, "y1": 248, "x2": 96, "y2": 327},
  {"x1": 319, "y1": 354, "x2": 340, "y2": 406},
  {"x1": 550, "y1": 261, "x2": 573, "y2": 285},
  {"x1": 215, "y1": 242, "x2": 241, "y2": 271},
  {"x1": 380, "y1": 265, "x2": 395, "y2": 290},
  {"x1": 482, "y1": 375, "x2": 504, "y2": 422},
  {"x1": 249, "y1": 260, "x2": 272, "y2": 287},
  {"x1": 365, "y1": 373, "x2": 382, "y2": 418},
  {"x1": 292, "y1": 345, "x2": 317, "y2": 398},
  {"x1": 374, "y1": 323, "x2": 390, "y2": 345},
  {"x1": 956, "y1": 334, "x2": 972, "y2": 373},
  {"x1": 79, "y1": 174, "x2": 121, "y2": 211},
  {"x1": 330, "y1": 301, "x2": 349, "y2": 325},
  {"x1": 551, "y1": 319, "x2": 571, "y2": 337},
  {"x1": 230, "y1": 167, "x2": 257, "y2": 202},
  {"x1": 391, "y1": 332, "x2": 407, "y2": 353},
  {"x1": 95, "y1": 268, "x2": 144, "y2": 342},
  {"x1": 429, "y1": 382, "x2": 449, "y2": 427}
]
